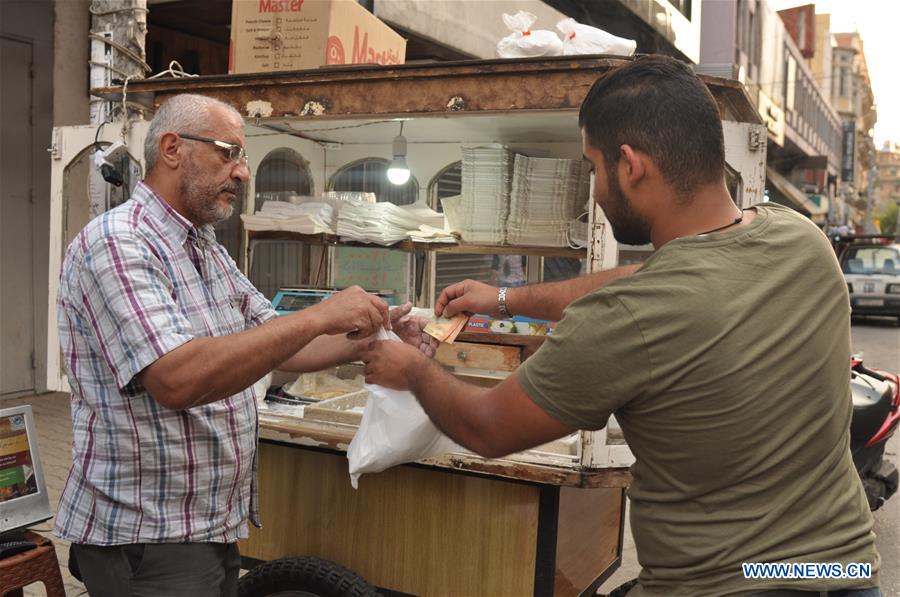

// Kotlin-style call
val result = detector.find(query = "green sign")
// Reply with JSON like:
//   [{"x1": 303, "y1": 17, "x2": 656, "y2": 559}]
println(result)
[
  {"x1": 332, "y1": 247, "x2": 409, "y2": 298},
  {"x1": 0, "y1": 466, "x2": 25, "y2": 487}
]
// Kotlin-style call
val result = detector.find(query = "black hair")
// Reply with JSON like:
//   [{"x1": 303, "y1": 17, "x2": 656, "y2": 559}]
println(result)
[{"x1": 578, "y1": 55, "x2": 726, "y2": 197}]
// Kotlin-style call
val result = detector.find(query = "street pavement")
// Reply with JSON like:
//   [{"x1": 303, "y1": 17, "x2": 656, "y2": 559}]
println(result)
[{"x1": 3, "y1": 318, "x2": 897, "y2": 596}]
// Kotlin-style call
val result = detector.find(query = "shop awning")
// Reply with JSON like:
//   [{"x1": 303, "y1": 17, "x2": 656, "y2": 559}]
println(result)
[{"x1": 765, "y1": 167, "x2": 828, "y2": 219}]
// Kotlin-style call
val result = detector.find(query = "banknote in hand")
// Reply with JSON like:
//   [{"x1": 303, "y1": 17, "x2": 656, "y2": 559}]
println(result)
[{"x1": 423, "y1": 313, "x2": 469, "y2": 344}]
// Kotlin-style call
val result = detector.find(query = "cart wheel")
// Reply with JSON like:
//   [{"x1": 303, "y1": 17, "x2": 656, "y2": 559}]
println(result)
[{"x1": 238, "y1": 556, "x2": 380, "y2": 597}]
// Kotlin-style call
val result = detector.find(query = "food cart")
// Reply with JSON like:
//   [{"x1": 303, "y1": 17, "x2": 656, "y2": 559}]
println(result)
[{"x1": 48, "y1": 56, "x2": 766, "y2": 596}]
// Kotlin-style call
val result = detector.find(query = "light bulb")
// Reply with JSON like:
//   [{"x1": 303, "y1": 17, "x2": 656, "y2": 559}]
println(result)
[
  {"x1": 387, "y1": 155, "x2": 411, "y2": 185},
  {"x1": 387, "y1": 133, "x2": 411, "y2": 185}
]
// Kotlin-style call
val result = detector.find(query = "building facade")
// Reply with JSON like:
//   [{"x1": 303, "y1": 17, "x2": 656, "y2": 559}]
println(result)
[
  {"x1": 874, "y1": 142, "x2": 900, "y2": 219},
  {"x1": 832, "y1": 32, "x2": 878, "y2": 232},
  {"x1": 698, "y1": 0, "x2": 841, "y2": 225}
]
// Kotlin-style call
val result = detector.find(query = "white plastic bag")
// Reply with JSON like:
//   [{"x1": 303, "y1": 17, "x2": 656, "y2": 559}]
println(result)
[
  {"x1": 496, "y1": 11, "x2": 563, "y2": 58},
  {"x1": 557, "y1": 18, "x2": 636, "y2": 57},
  {"x1": 347, "y1": 328, "x2": 464, "y2": 488}
]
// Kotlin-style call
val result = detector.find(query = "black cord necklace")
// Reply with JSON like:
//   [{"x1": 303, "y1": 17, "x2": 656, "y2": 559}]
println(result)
[{"x1": 696, "y1": 209, "x2": 745, "y2": 236}]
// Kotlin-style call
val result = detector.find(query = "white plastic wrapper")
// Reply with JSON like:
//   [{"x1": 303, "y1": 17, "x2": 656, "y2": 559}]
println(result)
[
  {"x1": 557, "y1": 18, "x2": 636, "y2": 57},
  {"x1": 347, "y1": 328, "x2": 464, "y2": 488},
  {"x1": 440, "y1": 195, "x2": 464, "y2": 234},
  {"x1": 252, "y1": 372, "x2": 273, "y2": 410},
  {"x1": 496, "y1": 11, "x2": 563, "y2": 58}
]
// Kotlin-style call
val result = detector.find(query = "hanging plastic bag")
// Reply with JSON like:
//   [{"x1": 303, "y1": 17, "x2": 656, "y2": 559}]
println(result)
[
  {"x1": 557, "y1": 18, "x2": 636, "y2": 57},
  {"x1": 496, "y1": 11, "x2": 563, "y2": 58},
  {"x1": 347, "y1": 328, "x2": 464, "y2": 488}
]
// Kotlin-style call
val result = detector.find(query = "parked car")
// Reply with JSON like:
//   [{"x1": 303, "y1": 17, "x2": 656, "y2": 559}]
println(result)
[{"x1": 836, "y1": 236, "x2": 900, "y2": 324}]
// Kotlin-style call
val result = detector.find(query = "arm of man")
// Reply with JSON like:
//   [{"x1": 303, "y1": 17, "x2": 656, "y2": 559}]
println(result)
[
  {"x1": 278, "y1": 333, "x2": 365, "y2": 373},
  {"x1": 364, "y1": 289, "x2": 650, "y2": 457},
  {"x1": 276, "y1": 302, "x2": 438, "y2": 373},
  {"x1": 78, "y1": 234, "x2": 389, "y2": 411},
  {"x1": 437, "y1": 263, "x2": 641, "y2": 321},
  {"x1": 140, "y1": 286, "x2": 388, "y2": 410},
  {"x1": 360, "y1": 341, "x2": 575, "y2": 458}
]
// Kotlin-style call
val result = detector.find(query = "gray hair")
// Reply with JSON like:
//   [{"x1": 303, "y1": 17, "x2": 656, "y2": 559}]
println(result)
[{"x1": 144, "y1": 94, "x2": 243, "y2": 172}]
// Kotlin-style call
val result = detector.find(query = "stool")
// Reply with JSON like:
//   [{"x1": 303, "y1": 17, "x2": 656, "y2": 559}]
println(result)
[{"x1": 0, "y1": 531, "x2": 66, "y2": 597}]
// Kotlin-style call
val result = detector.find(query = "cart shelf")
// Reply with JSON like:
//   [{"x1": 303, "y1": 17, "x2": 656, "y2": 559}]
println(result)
[
  {"x1": 257, "y1": 410, "x2": 630, "y2": 489},
  {"x1": 247, "y1": 230, "x2": 586, "y2": 259}
]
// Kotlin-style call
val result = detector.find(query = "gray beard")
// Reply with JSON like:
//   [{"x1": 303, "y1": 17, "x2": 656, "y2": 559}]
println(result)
[{"x1": 180, "y1": 158, "x2": 237, "y2": 226}]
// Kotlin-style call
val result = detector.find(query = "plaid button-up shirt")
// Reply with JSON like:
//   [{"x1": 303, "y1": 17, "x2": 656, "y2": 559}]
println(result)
[{"x1": 54, "y1": 182, "x2": 276, "y2": 545}]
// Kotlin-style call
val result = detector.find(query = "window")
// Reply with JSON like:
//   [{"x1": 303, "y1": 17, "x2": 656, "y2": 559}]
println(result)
[
  {"x1": 748, "y1": 6, "x2": 760, "y2": 69},
  {"x1": 841, "y1": 246, "x2": 900, "y2": 275},
  {"x1": 784, "y1": 53, "x2": 796, "y2": 111},
  {"x1": 543, "y1": 257, "x2": 584, "y2": 283},
  {"x1": 671, "y1": 0, "x2": 692, "y2": 19},
  {"x1": 328, "y1": 158, "x2": 420, "y2": 301},
  {"x1": 330, "y1": 157, "x2": 418, "y2": 206},
  {"x1": 783, "y1": 52, "x2": 790, "y2": 107},
  {"x1": 255, "y1": 147, "x2": 313, "y2": 206},
  {"x1": 736, "y1": 1, "x2": 761, "y2": 68},
  {"x1": 248, "y1": 148, "x2": 315, "y2": 299}
]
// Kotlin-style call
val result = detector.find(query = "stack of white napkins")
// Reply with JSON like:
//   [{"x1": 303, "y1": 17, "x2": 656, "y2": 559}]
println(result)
[
  {"x1": 459, "y1": 144, "x2": 513, "y2": 243},
  {"x1": 241, "y1": 200, "x2": 337, "y2": 234},
  {"x1": 409, "y1": 225, "x2": 457, "y2": 244},
  {"x1": 336, "y1": 200, "x2": 449, "y2": 245},
  {"x1": 506, "y1": 155, "x2": 589, "y2": 247}
]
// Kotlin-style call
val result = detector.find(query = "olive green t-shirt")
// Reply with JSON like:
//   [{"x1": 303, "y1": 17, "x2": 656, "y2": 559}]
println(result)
[{"x1": 518, "y1": 204, "x2": 879, "y2": 595}]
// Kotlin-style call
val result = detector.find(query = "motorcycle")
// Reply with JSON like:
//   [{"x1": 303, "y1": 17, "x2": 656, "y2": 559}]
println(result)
[{"x1": 850, "y1": 358, "x2": 900, "y2": 511}]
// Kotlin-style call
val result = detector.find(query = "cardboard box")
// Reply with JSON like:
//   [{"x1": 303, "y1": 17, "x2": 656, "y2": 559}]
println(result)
[
  {"x1": 465, "y1": 315, "x2": 557, "y2": 335},
  {"x1": 229, "y1": 0, "x2": 406, "y2": 74}
]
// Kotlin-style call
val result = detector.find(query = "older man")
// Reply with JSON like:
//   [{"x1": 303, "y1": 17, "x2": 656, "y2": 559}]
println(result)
[{"x1": 55, "y1": 94, "x2": 432, "y2": 596}]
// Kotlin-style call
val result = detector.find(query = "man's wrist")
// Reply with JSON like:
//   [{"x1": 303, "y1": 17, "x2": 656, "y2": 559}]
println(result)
[
  {"x1": 296, "y1": 303, "x2": 328, "y2": 337},
  {"x1": 406, "y1": 357, "x2": 421, "y2": 392},
  {"x1": 407, "y1": 353, "x2": 437, "y2": 394}
]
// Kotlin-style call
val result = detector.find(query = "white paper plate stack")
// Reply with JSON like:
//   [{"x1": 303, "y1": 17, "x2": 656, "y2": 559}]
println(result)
[
  {"x1": 336, "y1": 200, "x2": 448, "y2": 245},
  {"x1": 506, "y1": 155, "x2": 590, "y2": 247},
  {"x1": 241, "y1": 200, "x2": 337, "y2": 234},
  {"x1": 459, "y1": 144, "x2": 514, "y2": 244}
]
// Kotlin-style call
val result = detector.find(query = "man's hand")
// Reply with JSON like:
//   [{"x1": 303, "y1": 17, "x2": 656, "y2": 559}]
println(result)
[
  {"x1": 360, "y1": 340, "x2": 428, "y2": 390},
  {"x1": 307, "y1": 286, "x2": 389, "y2": 338},
  {"x1": 435, "y1": 279, "x2": 501, "y2": 318},
  {"x1": 390, "y1": 303, "x2": 438, "y2": 357}
]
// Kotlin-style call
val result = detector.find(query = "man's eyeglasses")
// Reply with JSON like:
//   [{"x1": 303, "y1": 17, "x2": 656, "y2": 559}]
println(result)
[{"x1": 179, "y1": 134, "x2": 248, "y2": 164}]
